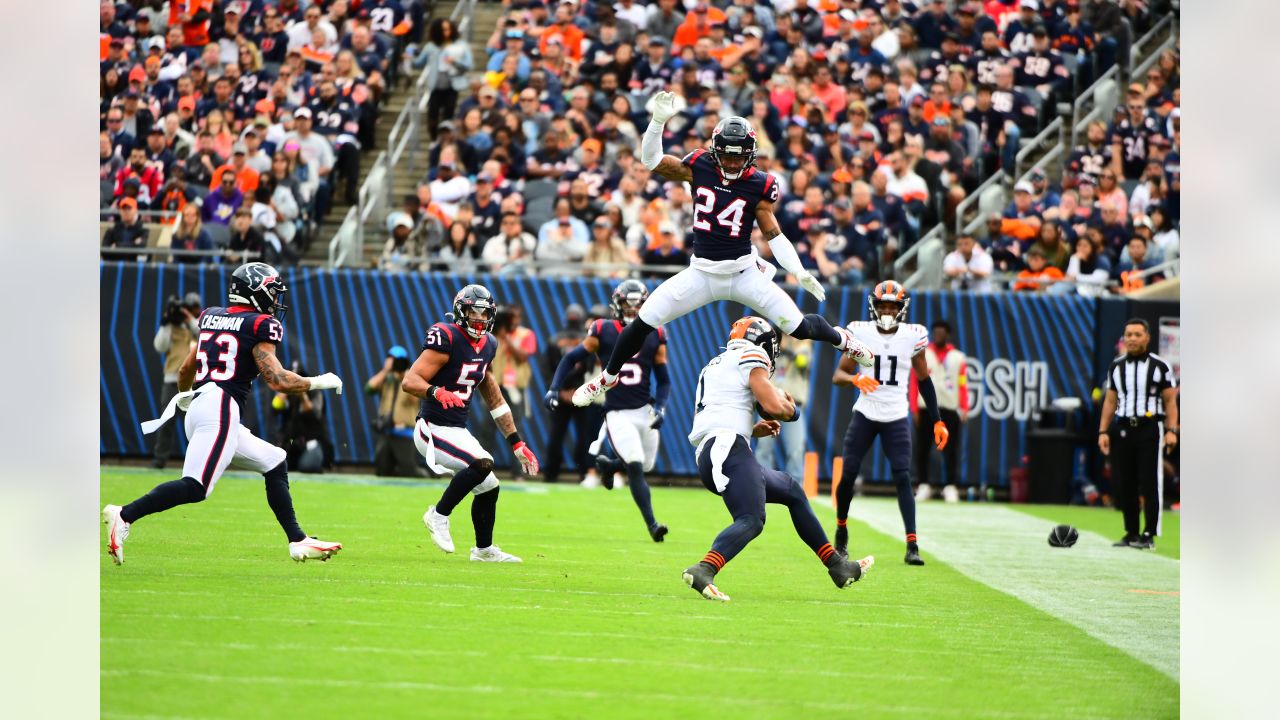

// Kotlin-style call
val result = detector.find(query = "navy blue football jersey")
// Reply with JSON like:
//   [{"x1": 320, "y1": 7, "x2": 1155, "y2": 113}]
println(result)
[
  {"x1": 418, "y1": 322, "x2": 497, "y2": 427},
  {"x1": 680, "y1": 149, "x2": 779, "y2": 262},
  {"x1": 588, "y1": 320, "x2": 666, "y2": 411},
  {"x1": 193, "y1": 306, "x2": 285, "y2": 408}
]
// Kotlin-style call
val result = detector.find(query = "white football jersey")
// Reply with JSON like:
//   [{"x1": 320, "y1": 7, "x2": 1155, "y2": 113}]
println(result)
[
  {"x1": 688, "y1": 341, "x2": 773, "y2": 447},
  {"x1": 848, "y1": 321, "x2": 928, "y2": 422}
]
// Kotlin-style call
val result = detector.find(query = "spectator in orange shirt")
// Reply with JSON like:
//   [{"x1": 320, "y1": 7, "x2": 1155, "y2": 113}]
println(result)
[
  {"x1": 540, "y1": 3, "x2": 586, "y2": 62},
  {"x1": 673, "y1": 3, "x2": 727, "y2": 52},
  {"x1": 1013, "y1": 247, "x2": 1064, "y2": 291},
  {"x1": 922, "y1": 82, "x2": 952, "y2": 124},
  {"x1": 169, "y1": 0, "x2": 213, "y2": 56},
  {"x1": 811, "y1": 64, "x2": 847, "y2": 123},
  {"x1": 210, "y1": 142, "x2": 261, "y2": 195}
]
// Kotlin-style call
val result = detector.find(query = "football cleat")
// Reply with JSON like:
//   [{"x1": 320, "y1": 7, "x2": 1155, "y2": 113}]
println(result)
[
  {"x1": 592, "y1": 456, "x2": 617, "y2": 490},
  {"x1": 649, "y1": 523, "x2": 669, "y2": 543},
  {"x1": 1112, "y1": 534, "x2": 1138, "y2": 547},
  {"x1": 829, "y1": 554, "x2": 874, "y2": 588},
  {"x1": 835, "y1": 327, "x2": 875, "y2": 367},
  {"x1": 289, "y1": 537, "x2": 342, "y2": 562},
  {"x1": 1130, "y1": 534, "x2": 1156, "y2": 550},
  {"x1": 942, "y1": 484, "x2": 960, "y2": 503},
  {"x1": 834, "y1": 525, "x2": 849, "y2": 557},
  {"x1": 470, "y1": 545, "x2": 523, "y2": 562},
  {"x1": 683, "y1": 562, "x2": 730, "y2": 602},
  {"x1": 572, "y1": 372, "x2": 618, "y2": 407},
  {"x1": 423, "y1": 506, "x2": 455, "y2": 554},
  {"x1": 102, "y1": 504, "x2": 130, "y2": 565},
  {"x1": 904, "y1": 542, "x2": 925, "y2": 566},
  {"x1": 915, "y1": 484, "x2": 934, "y2": 501}
]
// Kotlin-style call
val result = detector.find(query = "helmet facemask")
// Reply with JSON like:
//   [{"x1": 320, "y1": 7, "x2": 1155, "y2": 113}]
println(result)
[
  {"x1": 460, "y1": 304, "x2": 496, "y2": 340},
  {"x1": 869, "y1": 297, "x2": 908, "y2": 332},
  {"x1": 714, "y1": 145, "x2": 753, "y2": 180}
]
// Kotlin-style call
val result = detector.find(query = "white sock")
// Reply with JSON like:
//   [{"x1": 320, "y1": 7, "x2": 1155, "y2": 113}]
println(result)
[{"x1": 602, "y1": 371, "x2": 617, "y2": 383}]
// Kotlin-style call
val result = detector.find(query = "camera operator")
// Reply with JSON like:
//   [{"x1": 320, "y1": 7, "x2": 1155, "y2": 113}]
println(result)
[
  {"x1": 272, "y1": 360, "x2": 336, "y2": 473},
  {"x1": 365, "y1": 346, "x2": 426, "y2": 477},
  {"x1": 150, "y1": 292, "x2": 201, "y2": 469}
]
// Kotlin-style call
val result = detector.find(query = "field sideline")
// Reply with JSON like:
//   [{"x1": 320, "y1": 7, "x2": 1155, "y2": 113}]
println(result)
[{"x1": 101, "y1": 467, "x2": 1179, "y2": 719}]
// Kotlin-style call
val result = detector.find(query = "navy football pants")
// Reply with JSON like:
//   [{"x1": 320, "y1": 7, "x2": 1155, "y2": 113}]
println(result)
[{"x1": 836, "y1": 411, "x2": 917, "y2": 537}]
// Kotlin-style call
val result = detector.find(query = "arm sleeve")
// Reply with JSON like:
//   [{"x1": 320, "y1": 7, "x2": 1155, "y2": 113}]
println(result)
[
  {"x1": 641, "y1": 120, "x2": 665, "y2": 170},
  {"x1": 917, "y1": 376, "x2": 942, "y2": 424},
  {"x1": 652, "y1": 363, "x2": 671, "y2": 411},
  {"x1": 549, "y1": 343, "x2": 590, "y2": 391},
  {"x1": 767, "y1": 234, "x2": 808, "y2": 277}
]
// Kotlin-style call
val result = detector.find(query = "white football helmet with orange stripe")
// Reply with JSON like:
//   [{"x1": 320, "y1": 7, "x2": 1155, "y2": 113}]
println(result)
[{"x1": 869, "y1": 280, "x2": 910, "y2": 332}]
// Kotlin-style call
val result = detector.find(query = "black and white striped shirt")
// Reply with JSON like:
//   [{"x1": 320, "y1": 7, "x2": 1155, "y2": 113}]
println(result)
[{"x1": 1108, "y1": 353, "x2": 1178, "y2": 419}]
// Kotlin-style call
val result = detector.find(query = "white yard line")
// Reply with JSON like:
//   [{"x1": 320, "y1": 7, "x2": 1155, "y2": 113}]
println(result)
[{"x1": 843, "y1": 499, "x2": 1180, "y2": 680}]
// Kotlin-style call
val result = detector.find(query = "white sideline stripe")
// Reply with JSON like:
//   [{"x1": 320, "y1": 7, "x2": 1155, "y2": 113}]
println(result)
[
  {"x1": 98, "y1": 667, "x2": 1062, "y2": 718},
  {"x1": 845, "y1": 499, "x2": 1180, "y2": 680}
]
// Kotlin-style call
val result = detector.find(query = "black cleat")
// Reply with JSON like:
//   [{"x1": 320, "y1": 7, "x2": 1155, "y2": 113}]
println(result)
[
  {"x1": 904, "y1": 542, "x2": 925, "y2": 566},
  {"x1": 682, "y1": 562, "x2": 729, "y2": 601},
  {"x1": 1130, "y1": 533, "x2": 1155, "y2": 550},
  {"x1": 649, "y1": 523, "x2": 669, "y2": 543},
  {"x1": 1112, "y1": 533, "x2": 1138, "y2": 547},
  {"x1": 593, "y1": 456, "x2": 617, "y2": 490},
  {"x1": 834, "y1": 525, "x2": 849, "y2": 558},
  {"x1": 827, "y1": 554, "x2": 873, "y2": 588}
]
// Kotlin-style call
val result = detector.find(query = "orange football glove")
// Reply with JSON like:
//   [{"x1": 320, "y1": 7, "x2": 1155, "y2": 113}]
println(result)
[
  {"x1": 933, "y1": 421, "x2": 950, "y2": 451},
  {"x1": 852, "y1": 375, "x2": 880, "y2": 393}
]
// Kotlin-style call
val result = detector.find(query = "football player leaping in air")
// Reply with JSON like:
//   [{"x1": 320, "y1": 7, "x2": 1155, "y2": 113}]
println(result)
[
  {"x1": 103, "y1": 262, "x2": 345, "y2": 565},
  {"x1": 682, "y1": 317, "x2": 874, "y2": 602},
  {"x1": 572, "y1": 92, "x2": 873, "y2": 408},
  {"x1": 403, "y1": 285, "x2": 539, "y2": 563},
  {"x1": 546, "y1": 280, "x2": 671, "y2": 542},
  {"x1": 832, "y1": 281, "x2": 950, "y2": 566}
]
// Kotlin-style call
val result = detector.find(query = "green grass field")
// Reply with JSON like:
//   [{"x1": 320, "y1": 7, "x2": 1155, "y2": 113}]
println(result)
[{"x1": 101, "y1": 467, "x2": 1179, "y2": 719}]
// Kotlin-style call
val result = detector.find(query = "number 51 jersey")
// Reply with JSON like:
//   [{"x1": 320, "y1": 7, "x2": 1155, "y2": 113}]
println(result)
[
  {"x1": 847, "y1": 321, "x2": 928, "y2": 422},
  {"x1": 418, "y1": 322, "x2": 496, "y2": 428},
  {"x1": 193, "y1": 305, "x2": 285, "y2": 409}
]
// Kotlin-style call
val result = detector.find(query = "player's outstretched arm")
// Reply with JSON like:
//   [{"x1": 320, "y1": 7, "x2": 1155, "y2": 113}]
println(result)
[
  {"x1": 253, "y1": 342, "x2": 340, "y2": 394},
  {"x1": 757, "y1": 200, "x2": 827, "y2": 302},
  {"x1": 545, "y1": 335, "x2": 599, "y2": 410},
  {"x1": 748, "y1": 367, "x2": 796, "y2": 421},
  {"x1": 641, "y1": 91, "x2": 693, "y2": 183}
]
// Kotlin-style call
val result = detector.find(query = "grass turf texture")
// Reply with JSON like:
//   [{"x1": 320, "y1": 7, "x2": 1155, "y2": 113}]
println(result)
[
  {"x1": 102, "y1": 468, "x2": 1178, "y2": 719},
  {"x1": 1011, "y1": 503, "x2": 1180, "y2": 559}
]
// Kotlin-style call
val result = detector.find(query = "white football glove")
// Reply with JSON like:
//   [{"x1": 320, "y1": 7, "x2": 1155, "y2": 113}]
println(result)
[
  {"x1": 175, "y1": 391, "x2": 194, "y2": 413},
  {"x1": 650, "y1": 91, "x2": 677, "y2": 125},
  {"x1": 796, "y1": 270, "x2": 827, "y2": 303},
  {"x1": 308, "y1": 372, "x2": 344, "y2": 394}
]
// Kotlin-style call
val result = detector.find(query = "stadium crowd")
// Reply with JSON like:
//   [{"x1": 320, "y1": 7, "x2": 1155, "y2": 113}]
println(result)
[
  {"x1": 100, "y1": 0, "x2": 426, "y2": 261},
  {"x1": 99, "y1": 0, "x2": 1178, "y2": 296}
]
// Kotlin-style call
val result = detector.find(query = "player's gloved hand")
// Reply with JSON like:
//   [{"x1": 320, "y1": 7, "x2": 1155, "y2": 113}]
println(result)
[
  {"x1": 795, "y1": 269, "x2": 827, "y2": 303},
  {"x1": 851, "y1": 375, "x2": 880, "y2": 394},
  {"x1": 650, "y1": 406, "x2": 665, "y2": 430},
  {"x1": 308, "y1": 372, "x2": 344, "y2": 394},
  {"x1": 933, "y1": 420, "x2": 950, "y2": 451},
  {"x1": 650, "y1": 90, "x2": 677, "y2": 125},
  {"x1": 512, "y1": 441, "x2": 539, "y2": 475},
  {"x1": 431, "y1": 386, "x2": 465, "y2": 409},
  {"x1": 543, "y1": 390, "x2": 560, "y2": 411},
  {"x1": 175, "y1": 391, "x2": 194, "y2": 413}
]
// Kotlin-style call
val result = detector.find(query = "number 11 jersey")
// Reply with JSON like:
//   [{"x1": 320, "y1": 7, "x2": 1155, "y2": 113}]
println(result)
[
  {"x1": 847, "y1": 321, "x2": 928, "y2": 422},
  {"x1": 418, "y1": 322, "x2": 496, "y2": 428},
  {"x1": 682, "y1": 149, "x2": 780, "y2": 262}
]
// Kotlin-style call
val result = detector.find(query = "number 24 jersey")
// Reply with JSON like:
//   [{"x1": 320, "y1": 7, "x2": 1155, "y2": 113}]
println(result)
[
  {"x1": 847, "y1": 321, "x2": 928, "y2": 422},
  {"x1": 681, "y1": 149, "x2": 780, "y2": 262}
]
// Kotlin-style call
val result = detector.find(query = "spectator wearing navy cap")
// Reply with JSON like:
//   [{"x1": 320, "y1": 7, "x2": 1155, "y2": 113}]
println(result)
[{"x1": 1027, "y1": 167, "x2": 1061, "y2": 215}]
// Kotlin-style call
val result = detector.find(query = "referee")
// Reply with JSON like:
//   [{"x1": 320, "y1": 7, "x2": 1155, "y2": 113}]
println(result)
[{"x1": 1098, "y1": 319, "x2": 1179, "y2": 549}]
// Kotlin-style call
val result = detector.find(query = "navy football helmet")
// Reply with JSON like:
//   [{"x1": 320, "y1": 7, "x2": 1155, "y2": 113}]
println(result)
[
  {"x1": 228, "y1": 262, "x2": 288, "y2": 319},
  {"x1": 452, "y1": 284, "x2": 498, "y2": 340},
  {"x1": 609, "y1": 280, "x2": 649, "y2": 324},
  {"x1": 711, "y1": 116, "x2": 758, "y2": 181}
]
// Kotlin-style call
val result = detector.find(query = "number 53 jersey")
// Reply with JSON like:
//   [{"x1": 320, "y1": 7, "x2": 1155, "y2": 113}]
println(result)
[
  {"x1": 418, "y1": 322, "x2": 496, "y2": 428},
  {"x1": 847, "y1": 321, "x2": 928, "y2": 422},
  {"x1": 193, "y1": 305, "x2": 285, "y2": 409}
]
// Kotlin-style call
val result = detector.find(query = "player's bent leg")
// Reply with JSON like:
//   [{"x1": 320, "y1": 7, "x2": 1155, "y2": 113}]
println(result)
[
  {"x1": 468, "y1": 483, "x2": 521, "y2": 562},
  {"x1": 610, "y1": 410, "x2": 664, "y2": 538},
  {"x1": 106, "y1": 476, "x2": 205, "y2": 565}
]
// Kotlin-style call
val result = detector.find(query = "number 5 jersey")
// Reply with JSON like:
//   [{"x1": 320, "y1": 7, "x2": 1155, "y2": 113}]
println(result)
[{"x1": 846, "y1": 321, "x2": 929, "y2": 422}]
